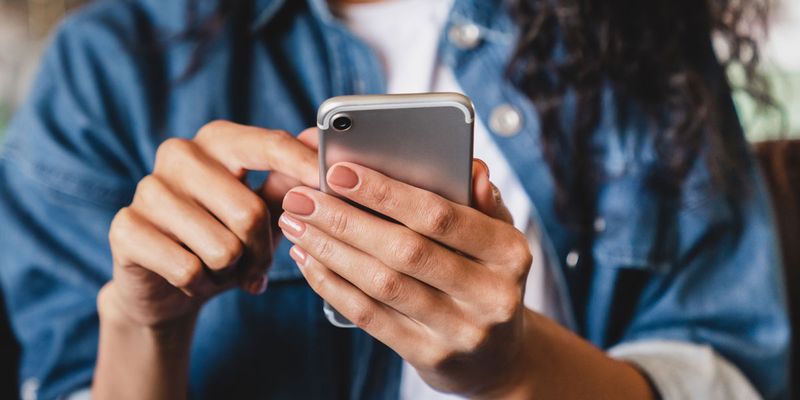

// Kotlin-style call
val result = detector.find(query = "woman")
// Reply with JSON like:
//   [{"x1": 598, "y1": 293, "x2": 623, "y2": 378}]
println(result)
[{"x1": 0, "y1": 0, "x2": 789, "y2": 399}]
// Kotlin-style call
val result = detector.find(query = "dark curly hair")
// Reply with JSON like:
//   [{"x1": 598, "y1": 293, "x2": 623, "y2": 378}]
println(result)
[
  {"x1": 184, "y1": 0, "x2": 775, "y2": 241},
  {"x1": 506, "y1": 0, "x2": 775, "y2": 241}
]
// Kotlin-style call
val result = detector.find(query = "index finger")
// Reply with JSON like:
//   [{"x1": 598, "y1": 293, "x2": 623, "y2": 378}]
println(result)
[
  {"x1": 324, "y1": 162, "x2": 524, "y2": 263},
  {"x1": 194, "y1": 120, "x2": 319, "y2": 187}
]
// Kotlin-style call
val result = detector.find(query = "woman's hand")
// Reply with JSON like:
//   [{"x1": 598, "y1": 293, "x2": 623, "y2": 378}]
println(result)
[
  {"x1": 279, "y1": 160, "x2": 535, "y2": 398},
  {"x1": 103, "y1": 121, "x2": 319, "y2": 328},
  {"x1": 95, "y1": 121, "x2": 320, "y2": 400}
]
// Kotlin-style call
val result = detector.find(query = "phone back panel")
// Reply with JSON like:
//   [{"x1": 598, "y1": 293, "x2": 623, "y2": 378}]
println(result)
[
  {"x1": 316, "y1": 93, "x2": 474, "y2": 328},
  {"x1": 318, "y1": 93, "x2": 474, "y2": 206}
]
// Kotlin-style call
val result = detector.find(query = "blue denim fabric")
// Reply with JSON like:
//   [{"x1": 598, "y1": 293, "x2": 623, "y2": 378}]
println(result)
[{"x1": 0, "y1": 0, "x2": 789, "y2": 398}]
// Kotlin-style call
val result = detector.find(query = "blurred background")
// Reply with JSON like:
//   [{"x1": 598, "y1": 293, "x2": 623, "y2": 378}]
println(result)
[
  {"x1": 0, "y1": 0, "x2": 88, "y2": 137},
  {"x1": 0, "y1": 3, "x2": 88, "y2": 399},
  {"x1": 0, "y1": 1, "x2": 798, "y2": 399}
]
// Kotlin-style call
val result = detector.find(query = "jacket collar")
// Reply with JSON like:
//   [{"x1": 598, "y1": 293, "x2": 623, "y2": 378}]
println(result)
[{"x1": 252, "y1": 0, "x2": 335, "y2": 31}]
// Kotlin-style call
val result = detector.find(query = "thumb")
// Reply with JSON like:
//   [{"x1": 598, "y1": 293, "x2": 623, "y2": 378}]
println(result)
[
  {"x1": 297, "y1": 127, "x2": 319, "y2": 150},
  {"x1": 471, "y1": 159, "x2": 513, "y2": 224},
  {"x1": 261, "y1": 127, "x2": 320, "y2": 200},
  {"x1": 262, "y1": 171, "x2": 307, "y2": 203}
]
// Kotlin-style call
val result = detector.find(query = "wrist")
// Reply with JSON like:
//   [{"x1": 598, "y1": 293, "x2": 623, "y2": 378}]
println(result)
[
  {"x1": 479, "y1": 310, "x2": 656, "y2": 400},
  {"x1": 475, "y1": 310, "x2": 540, "y2": 400},
  {"x1": 97, "y1": 282, "x2": 197, "y2": 354},
  {"x1": 94, "y1": 283, "x2": 196, "y2": 400}
]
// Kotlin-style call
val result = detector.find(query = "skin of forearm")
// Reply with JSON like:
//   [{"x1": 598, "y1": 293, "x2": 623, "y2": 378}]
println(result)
[
  {"x1": 92, "y1": 283, "x2": 197, "y2": 400},
  {"x1": 483, "y1": 310, "x2": 656, "y2": 400},
  {"x1": 91, "y1": 283, "x2": 653, "y2": 400}
]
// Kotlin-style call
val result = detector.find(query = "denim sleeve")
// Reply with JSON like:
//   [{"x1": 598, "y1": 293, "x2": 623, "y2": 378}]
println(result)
[
  {"x1": 0, "y1": 10, "x2": 140, "y2": 399},
  {"x1": 590, "y1": 96, "x2": 791, "y2": 399}
]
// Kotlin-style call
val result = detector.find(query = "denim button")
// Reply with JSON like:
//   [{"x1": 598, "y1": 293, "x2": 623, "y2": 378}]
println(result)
[
  {"x1": 448, "y1": 23, "x2": 481, "y2": 49},
  {"x1": 566, "y1": 250, "x2": 580, "y2": 269},
  {"x1": 594, "y1": 217, "x2": 606, "y2": 232},
  {"x1": 489, "y1": 104, "x2": 523, "y2": 137}
]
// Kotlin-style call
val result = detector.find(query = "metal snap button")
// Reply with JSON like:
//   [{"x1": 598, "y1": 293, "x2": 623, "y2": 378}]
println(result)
[
  {"x1": 594, "y1": 217, "x2": 606, "y2": 232},
  {"x1": 566, "y1": 250, "x2": 580, "y2": 269},
  {"x1": 489, "y1": 104, "x2": 523, "y2": 137},
  {"x1": 448, "y1": 23, "x2": 481, "y2": 49}
]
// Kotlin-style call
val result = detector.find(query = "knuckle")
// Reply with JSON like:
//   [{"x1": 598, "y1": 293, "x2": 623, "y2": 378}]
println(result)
[
  {"x1": 259, "y1": 129, "x2": 291, "y2": 155},
  {"x1": 508, "y1": 235, "x2": 533, "y2": 274},
  {"x1": 328, "y1": 209, "x2": 350, "y2": 236},
  {"x1": 460, "y1": 326, "x2": 491, "y2": 352},
  {"x1": 156, "y1": 137, "x2": 193, "y2": 160},
  {"x1": 303, "y1": 261, "x2": 326, "y2": 291},
  {"x1": 492, "y1": 289, "x2": 522, "y2": 323},
  {"x1": 207, "y1": 235, "x2": 244, "y2": 270},
  {"x1": 422, "y1": 347, "x2": 458, "y2": 371},
  {"x1": 232, "y1": 196, "x2": 269, "y2": 236},
  {"x1": 269, "y1": 129, "x2": 292, "y2": 140},
  {"x1": 371, "y1": 270, "x2": 405, "y2": 303},
  {"x1": 171, "y1": 255, "x2": 204, "y2": 288},
  {"x1": 196, "y1": 119, "x2": 230, "y2": 140},
  {"x1": 134, "y1": 175, "x2": 163, "y2": 206},
  {"x1": 394, "y1": 236, "x2": 429, "y2": 267},
  {"x1": 349, "y1": 300, "x2": 376, "y2": 329},
  {"x1": 426, "y1": 201, "x2": 457, "y2": 235},
  {"x1": 368, "y1": 180, "x2": 395, "y2": 210},
  {"x1": 316, "y1": 237, "x2": 337, "y2": 261},
  {"x1": 260, "y1": 129, "x2": 293, "y2": 155},
  {"x1": 109, "y1": 207, "x2": 135, "y2": 246},
  {"x1": 155, "y1": 138, "x2": 194, "y2": 167}
]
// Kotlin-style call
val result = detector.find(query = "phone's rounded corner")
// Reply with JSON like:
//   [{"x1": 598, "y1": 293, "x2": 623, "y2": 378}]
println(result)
[
  {"x1": 462, "y1": 103, "x2": 476, "y2": 125},
  {"x1": 451, "y1": 92, "x2": 475, "y2": 116},
  {"x1": 317, "y1": 97, "x2": 344, "y2": 130},
  {"x1": 436, "y1": 92, "x2": 475, "y2": 125},
  {"x1": 323, "y1": 303, "x2": 356, "y2": 328}
]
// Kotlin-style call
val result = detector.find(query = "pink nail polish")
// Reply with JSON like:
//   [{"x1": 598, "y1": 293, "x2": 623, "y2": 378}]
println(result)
[
  {"x1": 327, "y1": 164, "x2": 359, "y2": 189},
  {"x1": 475, "y1": 159, "x2": 490, "y2": 178},
  {"x1": 283, "y1": 191, "x2": 316, "y2": 216},
  {"x1": 290, "y1": 246, "x2": 307, "y2": 266},
  {"x1": 279, "y1": 213, "x2": 306, "y2": 237}
]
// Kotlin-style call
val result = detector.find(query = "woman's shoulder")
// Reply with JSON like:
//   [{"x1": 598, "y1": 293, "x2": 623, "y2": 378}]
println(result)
[{"x1": 54, "y1": 0, "x2": 193, "y2": 49}]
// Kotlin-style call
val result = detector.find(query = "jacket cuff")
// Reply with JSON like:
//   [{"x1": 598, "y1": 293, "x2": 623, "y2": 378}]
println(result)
[{"x1": 608, "y1": 340, "x2": 761, "y2": 400}]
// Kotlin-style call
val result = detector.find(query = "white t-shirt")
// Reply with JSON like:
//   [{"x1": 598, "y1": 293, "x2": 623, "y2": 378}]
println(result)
[{"x1": 337, "y1": 1, "x2": 563, "y2": 398}]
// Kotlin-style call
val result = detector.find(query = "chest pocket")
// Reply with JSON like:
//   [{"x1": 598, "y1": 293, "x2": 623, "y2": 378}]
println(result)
[{"x1": 592, "y1": 171, "x2": 673, "y2": 273}]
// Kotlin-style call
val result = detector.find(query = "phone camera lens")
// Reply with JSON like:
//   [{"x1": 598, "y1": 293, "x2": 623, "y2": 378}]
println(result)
[{"x1": 332, "y1": 115, "x2": 352, "y2": 131}]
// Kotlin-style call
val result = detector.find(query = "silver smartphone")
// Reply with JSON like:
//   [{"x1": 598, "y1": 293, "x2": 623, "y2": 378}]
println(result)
[{"x1": 317, "y1": 92, "x2": 475, "y2": 328}]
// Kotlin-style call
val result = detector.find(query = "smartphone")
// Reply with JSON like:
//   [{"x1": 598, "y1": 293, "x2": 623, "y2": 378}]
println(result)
[{"x1": 317, "y1": 92, "x2": 475, "y2": 328}]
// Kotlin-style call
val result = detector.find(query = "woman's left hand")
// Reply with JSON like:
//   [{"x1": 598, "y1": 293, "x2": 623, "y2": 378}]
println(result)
[{"x1": 280, "y1": 160, "x2": 534, "y2": 398}]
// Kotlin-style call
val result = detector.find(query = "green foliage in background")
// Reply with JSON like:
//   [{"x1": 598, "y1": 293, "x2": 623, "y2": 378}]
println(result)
[{"x1": 733, "y1": 66, "x2": 800, "y2": 141}]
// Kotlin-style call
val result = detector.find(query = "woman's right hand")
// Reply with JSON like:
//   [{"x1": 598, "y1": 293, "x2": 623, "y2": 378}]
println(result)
[{"x1": 102, "y1": 121, "x2": 319, "y2": 328}]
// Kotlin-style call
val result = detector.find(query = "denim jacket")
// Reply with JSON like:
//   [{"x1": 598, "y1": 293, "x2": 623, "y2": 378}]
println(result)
[{"x1": 0, "y1": 0, "x2": 790, "y2": 399}]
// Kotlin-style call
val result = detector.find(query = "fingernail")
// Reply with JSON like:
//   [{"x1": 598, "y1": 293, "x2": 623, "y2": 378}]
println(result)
[
  {"x1": 283, "y1": 191, "x2": 315, "y2": 216},
  {"x1": 279, "y1": 213, "x2": 306, "y2": 237},
  {"x1": 327, "y1": 164, "x2": 359, "y2": 189},
  {"x1": 249, "y1": 274, "x2": 268, "y2": 294},
  {"x1": 289, "y1": 246, "x2": 307, "y2": 267},
  {"x1": 475, "y1": 159, "x2": 490, "y2": 178}
]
